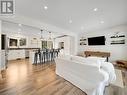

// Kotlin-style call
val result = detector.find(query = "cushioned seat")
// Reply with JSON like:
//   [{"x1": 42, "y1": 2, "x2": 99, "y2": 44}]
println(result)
[{"x1": 55, "y1": 55, "x2": 116, "y2": 95}]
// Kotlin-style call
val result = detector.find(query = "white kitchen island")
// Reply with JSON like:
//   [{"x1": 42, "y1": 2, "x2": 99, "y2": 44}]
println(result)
[{"x1": 29, "y1": 50, "x2": 36, "y2": 64}]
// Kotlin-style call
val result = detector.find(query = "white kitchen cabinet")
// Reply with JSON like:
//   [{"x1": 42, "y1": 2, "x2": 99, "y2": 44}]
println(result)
[
  {"x1": 8, "y1": 50, "x2": 25, "y2": 60},
  {"x1": 1, "y1": 50, "x2": 6, "y2": 69}
]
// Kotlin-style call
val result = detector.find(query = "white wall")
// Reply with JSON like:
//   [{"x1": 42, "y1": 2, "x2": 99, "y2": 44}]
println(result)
[
  {"x1": 77, "y1": 24, "x2": 127, "y2": 62},
  {"x1": 70, "y1": 36, "x2": 76, "y2": 55},
  {"x1": 54, "y1": 36, "x2": 75, "y2": 55}
]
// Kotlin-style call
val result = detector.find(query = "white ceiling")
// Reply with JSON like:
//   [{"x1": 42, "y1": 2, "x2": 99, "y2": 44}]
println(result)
[
  {"x1": 2, "y1": 0, "x2": 127, "y2": 33},
  {"x1": 2, "y1": 21, "x2": 63, "y2": 38}
]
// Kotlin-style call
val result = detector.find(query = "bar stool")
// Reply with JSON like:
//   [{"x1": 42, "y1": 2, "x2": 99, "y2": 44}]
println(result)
[
  {"x1": 45, "y1": 49, "x2": 49, "y2": 62},
  {"x1": 50, "y1": 49, "x2": 54, "y2": 61},
  {"x1": 34, "y1": 51, "x2": 38, "y2": 64},
  {"x1": 34, "y1": 49, "x2": 42, "y2": 64},
  {"x1": 48, "y1": 49, "x2": 51, "y2": 61},
  {"x1": 41, "y1": 51, "x2": 44, "y2": 63},
  {"x1": 54, "y1": 49, "x2": 58, "y2": 58},
  {"x1": 43, "y1": 51, "x2": 46, "y2": 63},
  {"x1": 56, "y1": 49, "x2": 60, "y2": 57}
]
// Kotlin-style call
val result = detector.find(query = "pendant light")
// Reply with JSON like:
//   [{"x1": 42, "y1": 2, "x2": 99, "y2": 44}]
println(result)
[
  {"x1": 48, "y1": 31, "x2": 52, "y2": 40},
  {"x1": 40, "y1": 29, "x2": 44, "y2": 40}
]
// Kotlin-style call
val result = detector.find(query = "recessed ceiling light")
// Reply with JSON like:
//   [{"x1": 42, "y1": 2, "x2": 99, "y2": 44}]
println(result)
[
  {"x1": 18, "y1": 28, "x2": 21, "y2": 31},
  {"x1": 18, "y1": 24, "x2": 22, "y2": 27},
  {"x1": 81, "y1": 26, "x2": 84, "y2": 30},
  {"x1": 69, "y1": 20, "x2": 72, "y2": 23},
  {"x1": 44, "y1": 6, "x2": 48, "y2": 10},
  {"x1": 93, "y1": 8, "x2": 98, "y2": 11},
  {"x1": 100, "y1": 21, "x2": 104, "y2": 24}
]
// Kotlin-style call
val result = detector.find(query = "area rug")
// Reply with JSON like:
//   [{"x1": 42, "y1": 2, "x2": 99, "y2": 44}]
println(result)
[{"x1": 111, "y1": 69, "x2": 124, "y2": 88}]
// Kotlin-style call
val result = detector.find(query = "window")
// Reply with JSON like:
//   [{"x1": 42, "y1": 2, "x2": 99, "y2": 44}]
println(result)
[{"x1": 42, "y1": 41, "x2": 53, "y2": 49}]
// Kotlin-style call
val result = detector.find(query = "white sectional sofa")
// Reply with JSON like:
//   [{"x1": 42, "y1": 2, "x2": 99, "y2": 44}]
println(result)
[{"x1": 55, "y1": 55, "x2": 116, "y2": 95}]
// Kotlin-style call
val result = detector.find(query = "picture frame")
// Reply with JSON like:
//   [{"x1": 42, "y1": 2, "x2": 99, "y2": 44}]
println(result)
[
  {"x1": 19, "y1": 38, "x2": 27, "y2": 46},
  {"x1": 9, "y1": 38, "x2": 18, "y2": 47}
]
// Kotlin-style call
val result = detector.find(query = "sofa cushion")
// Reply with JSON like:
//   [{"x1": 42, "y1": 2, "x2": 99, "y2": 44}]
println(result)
[
  {"x1": 86, "y1": 56, "x2": 106, "y2": 63},
  {"x1": 71, "y1": 56, "x2": 101, "y2": 67},
  {"x1": 58, "y1": 54, "x2": 71, "y2": 60}
]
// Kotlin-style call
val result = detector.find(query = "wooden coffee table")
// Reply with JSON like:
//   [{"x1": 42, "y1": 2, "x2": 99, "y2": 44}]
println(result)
[{"x1": 84, "y1": 51, "x2": 110, "y2": 62}]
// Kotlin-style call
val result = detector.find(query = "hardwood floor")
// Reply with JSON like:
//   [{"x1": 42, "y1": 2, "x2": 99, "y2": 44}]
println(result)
[
  {"x1": 0, "y1": 59, "x2": 127, "y2": 95},
  {"x1": 0, "y1": 59, "x2": 86, "y2": 95}
]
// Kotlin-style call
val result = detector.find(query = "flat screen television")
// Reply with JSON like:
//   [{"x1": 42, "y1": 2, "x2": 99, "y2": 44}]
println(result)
[{"x1": 88, "y1": 36, "x2": 105, "y2": 45}]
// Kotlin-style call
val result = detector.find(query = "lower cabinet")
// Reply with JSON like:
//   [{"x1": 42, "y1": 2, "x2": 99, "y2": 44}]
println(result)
[
  {"x1": 1, "y1": 50, "x2": 6, "y2": 69},
  {"x1": 8, "y1": 50, "x2": 25, "y2": 60}
]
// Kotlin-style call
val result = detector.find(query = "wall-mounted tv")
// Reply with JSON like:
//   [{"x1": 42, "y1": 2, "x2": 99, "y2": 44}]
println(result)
[{"x1": 88, "y1": 36, "x2": 105, "y2": 45}]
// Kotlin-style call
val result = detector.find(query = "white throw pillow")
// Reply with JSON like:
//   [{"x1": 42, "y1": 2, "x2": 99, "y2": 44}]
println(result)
[
  {"x1": 86, "y1": 56, "x2": 106, "y2": 63},
  {"x1": 71, "y1": 56, "x2": 101, "y2": 67},
  {"x1": 58, "y1": 54, "x2": 71, "y2": 60}
]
